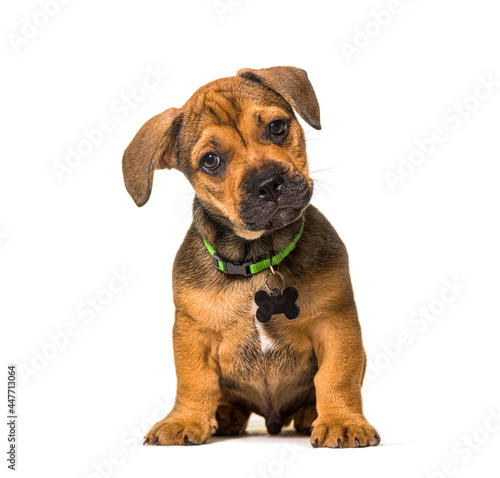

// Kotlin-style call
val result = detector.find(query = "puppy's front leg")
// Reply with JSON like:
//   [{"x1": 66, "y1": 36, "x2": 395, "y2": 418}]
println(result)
[
  {"x1": 310, "y1": 305, "x2": 381, "y2": 448},
  {"x1": 144, "y1": 313, "x2": 219, "y2": 446}
]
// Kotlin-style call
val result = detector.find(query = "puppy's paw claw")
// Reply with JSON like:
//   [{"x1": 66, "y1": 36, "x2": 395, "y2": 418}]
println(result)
[
  {"x1": 310, "y1": 415, "x2": 380, "y2": 449},
  {"x1": 183, "y1": 435, "x2": 199, "y2": 446},
  {"x1": 144, "y1": 415, "x2": 217, "y2": 446}
]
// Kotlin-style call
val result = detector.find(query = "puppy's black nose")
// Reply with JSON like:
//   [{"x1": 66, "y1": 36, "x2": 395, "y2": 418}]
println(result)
[{"x1": 254, "y1": 173, "x2": 284, "y2": 202}]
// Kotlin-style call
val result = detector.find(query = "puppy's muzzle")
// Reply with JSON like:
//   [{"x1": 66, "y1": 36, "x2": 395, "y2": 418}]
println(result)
[{"x1": 239, "y1": 164, "x2": 312, "y2": 231}]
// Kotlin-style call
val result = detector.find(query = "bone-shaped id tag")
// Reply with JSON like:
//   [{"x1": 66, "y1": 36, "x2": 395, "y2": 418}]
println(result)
[{"x1": 254, "y1": 269, "x2": 300, "y2": 323}]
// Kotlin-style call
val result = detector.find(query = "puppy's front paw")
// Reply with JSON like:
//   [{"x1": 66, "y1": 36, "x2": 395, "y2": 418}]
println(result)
[
  {"x1": 310, "y1": 415, "x2": 381, "y2": 448},
  {"x1": 144, "y1": 414, "x2": 218, "y2": 446}
]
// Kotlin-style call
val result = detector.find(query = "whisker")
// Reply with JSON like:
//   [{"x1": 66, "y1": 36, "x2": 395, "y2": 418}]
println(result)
[
  {"x1": 309, "y1": 166, "x2": 337, "y2": 175},
  {"x1": 313, "y1": 179, "x2": 334, "y2": 189},
  {"x1": 313, "y1": 183, "x2": 327, "y2": 195},
  {"x1": 312, "y1": 188, "x2": 329, "y2": 199},
  {"x1": 313, "y1": 180, "x2": 334, "y2": 193}
]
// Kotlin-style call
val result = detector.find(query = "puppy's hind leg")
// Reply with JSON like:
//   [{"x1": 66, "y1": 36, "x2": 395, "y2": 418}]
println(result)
[
  {"x1": 214, "y1": 403, "x2": 251, "y2": 436},
  {"x1": 293, "y1": 404, "x2": 318, "y2": 435}
]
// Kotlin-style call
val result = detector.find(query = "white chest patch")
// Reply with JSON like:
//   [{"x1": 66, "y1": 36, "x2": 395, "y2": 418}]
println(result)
[
  {"x1": 252, "y1": 302, "x2": 275, "y2": 354},
  {"x1": 255, "y1": 320, "x2": 274, "y2": 354}
]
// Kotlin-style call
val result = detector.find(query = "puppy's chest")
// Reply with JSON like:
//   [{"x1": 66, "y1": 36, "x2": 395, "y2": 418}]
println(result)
[
  {"x1": 212, "y1": 287, "x2": 298, "y2": 353},
  {"x1": 218, "y1": 314, "x2": 316, "y2": 387},
  {"x1": 186, "y1": 273, "x2": 315, "y2": 379},
  {"x1": 208, "y1": 285, "x2": 290, "y2": 356}
]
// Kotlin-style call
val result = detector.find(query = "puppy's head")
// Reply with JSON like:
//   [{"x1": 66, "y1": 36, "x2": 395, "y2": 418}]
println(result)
[{"x1": 123, "y1": 66, "x2": 321, "y2": 239}]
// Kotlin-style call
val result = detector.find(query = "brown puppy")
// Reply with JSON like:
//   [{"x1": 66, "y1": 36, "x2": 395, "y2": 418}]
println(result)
[{"x1": 123, "y1": 66, "x2": 380, "y2": 448}]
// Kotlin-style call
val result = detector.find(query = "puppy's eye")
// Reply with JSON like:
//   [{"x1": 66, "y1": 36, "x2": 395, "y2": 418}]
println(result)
[
  {"x1": 201, "y1": 153, "x2": 220, "y2": 171},
  {"x1": 269, "y1": 120, "x2": 287, "y2": 136}
]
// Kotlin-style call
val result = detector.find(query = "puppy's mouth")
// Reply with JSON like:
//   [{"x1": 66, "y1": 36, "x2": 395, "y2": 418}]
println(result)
[
  {"x1": 264, "y1": 204, "x2": 308, "y2": 229},
  {"x1": 239, "y1": 175, "x2": 313, "y2": 231}
]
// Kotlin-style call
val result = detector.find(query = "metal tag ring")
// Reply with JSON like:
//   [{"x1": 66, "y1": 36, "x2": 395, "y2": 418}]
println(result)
[{"x1": 265, "y1": 271, "x2": 285, "y2": 294}]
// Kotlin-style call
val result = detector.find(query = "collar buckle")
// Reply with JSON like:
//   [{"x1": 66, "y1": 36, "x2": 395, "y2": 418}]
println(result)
[{"x1": 213, "y1": 253, "x2": 253, "y2": 276}]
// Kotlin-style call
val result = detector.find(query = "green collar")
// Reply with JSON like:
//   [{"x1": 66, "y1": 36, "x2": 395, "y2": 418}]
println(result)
[{"x1": 203, "y1": 218, "x2": 305, "y2": 276}]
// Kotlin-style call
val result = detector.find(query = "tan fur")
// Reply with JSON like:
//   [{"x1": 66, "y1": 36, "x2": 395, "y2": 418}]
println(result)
[{"x1": 125, "y1": 67, "x2": 380, "y2": 448}]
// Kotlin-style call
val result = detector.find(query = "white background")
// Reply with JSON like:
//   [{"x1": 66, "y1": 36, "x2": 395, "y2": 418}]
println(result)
[{"x1": 2, "y1": 1, "x2": 500, "y2": 477}]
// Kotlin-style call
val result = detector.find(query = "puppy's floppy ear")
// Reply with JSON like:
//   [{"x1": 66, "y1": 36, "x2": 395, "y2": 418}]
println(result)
[
  {"x1": 237, "y1": 66, "x2": 321, "y2": 130},
  {"x1": 122, "y1": 107, "x2": 182, "y2": 207}
]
